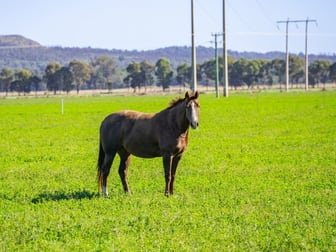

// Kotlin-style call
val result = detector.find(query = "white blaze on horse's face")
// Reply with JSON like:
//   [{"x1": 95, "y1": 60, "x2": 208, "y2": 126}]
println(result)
[{"x1": 186, "y1": 100, "x2": 200, "y2": 129}]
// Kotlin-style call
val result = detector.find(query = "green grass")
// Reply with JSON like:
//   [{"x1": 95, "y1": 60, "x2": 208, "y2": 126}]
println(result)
[{"x1": 0, "y1": 91, "x2": 335, "y2": 251}]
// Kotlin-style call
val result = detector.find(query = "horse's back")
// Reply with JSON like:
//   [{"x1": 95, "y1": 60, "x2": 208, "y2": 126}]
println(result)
[{"x1": 100, "y1": 110, "x2": 160, "y2": 157}]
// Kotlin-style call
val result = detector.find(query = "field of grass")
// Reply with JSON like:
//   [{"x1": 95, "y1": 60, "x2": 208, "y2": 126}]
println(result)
[{"x1": 0, "y1": 91, "x2": 335, "y2": 251}]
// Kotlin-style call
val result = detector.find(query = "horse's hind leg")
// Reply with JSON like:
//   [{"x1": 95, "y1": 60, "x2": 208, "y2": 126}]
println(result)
[
  {"x1": 118, "y1": 148, "x2": 131, "y2": 193},
  {"x1": 101, "y1": 152, "x2": 116, "y2": 196}
]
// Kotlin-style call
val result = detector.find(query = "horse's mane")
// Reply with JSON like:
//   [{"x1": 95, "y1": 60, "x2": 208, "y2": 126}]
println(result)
[
  {"x1": 167, "y1": 97, "x2": 185, "y2": 109},
  {"x1": 166, "y1": 92, "x2": 198, "y2": 110}
]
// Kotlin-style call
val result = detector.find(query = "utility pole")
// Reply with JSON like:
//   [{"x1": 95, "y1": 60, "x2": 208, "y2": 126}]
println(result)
[
  {"x1": 277, "y1": 19, "x2": 289, "y2": 92},
  {"x1": 304, "y1": 18, "x2": 317, "y2": 90},
  {"x1": 191, "y1": 0, "x2": 197, "y2": 93},
  {"x1": 222, "y1": 0, "x2": 229, "y2": 97},
  {"x1": 211, "y1": 33, "x2": 222, "y2": 98},
  {"x1": 277, "y1": 18, "x2": 317, "y2": 92}
]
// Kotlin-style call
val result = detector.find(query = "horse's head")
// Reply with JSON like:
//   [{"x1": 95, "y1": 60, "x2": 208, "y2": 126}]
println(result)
[{"x1": 185, "y1": 91, "x2": 200, "y2": 129}]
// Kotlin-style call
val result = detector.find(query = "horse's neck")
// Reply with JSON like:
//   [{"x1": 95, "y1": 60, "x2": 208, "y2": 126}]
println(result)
[{"x1": 168, "y1": 102, "x2": 189, "y2": 133}]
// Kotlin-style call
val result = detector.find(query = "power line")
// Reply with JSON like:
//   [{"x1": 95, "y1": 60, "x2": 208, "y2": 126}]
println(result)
[
  {"x1": 255, "y1": 0, "x2": 274, "y2": 25},
  {"x1": 226, "y1": 0, "x2": 255, "y2": 32},
  {"x1": 277, "y1": 18, "x2": 317, "y2": 91},
  {"x1": 195, "y1": 0, "x2": 220, "y2": 27}
]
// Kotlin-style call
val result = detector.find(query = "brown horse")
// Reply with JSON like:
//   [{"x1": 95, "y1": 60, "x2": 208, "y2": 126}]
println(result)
[{"x1": 97, "y1": 91, "x2": 200, "y2": 196}]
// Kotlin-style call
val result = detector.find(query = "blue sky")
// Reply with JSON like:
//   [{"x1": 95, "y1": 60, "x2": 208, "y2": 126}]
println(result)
[{"x1": 1, "y1": 0, "x2": 335, "y2": 54}]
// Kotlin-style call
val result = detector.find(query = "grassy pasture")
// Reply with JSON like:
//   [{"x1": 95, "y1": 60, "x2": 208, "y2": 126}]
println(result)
[{"x1": 0, "y1": 91, "x2": 335, "y2": 251}]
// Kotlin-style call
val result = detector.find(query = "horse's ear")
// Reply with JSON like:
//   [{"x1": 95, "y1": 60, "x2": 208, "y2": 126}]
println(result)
[
  {"x1": 194, "y1": 91, "x2": 199, "y2": 99},
  {"x1": 185, "y1": 91, "x2": 190, "y2": 99}
]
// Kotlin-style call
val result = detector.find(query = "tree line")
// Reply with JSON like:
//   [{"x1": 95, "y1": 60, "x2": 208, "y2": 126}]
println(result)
[{"x1": 1, "y1": 54, "x2": 336, "y2": 95}]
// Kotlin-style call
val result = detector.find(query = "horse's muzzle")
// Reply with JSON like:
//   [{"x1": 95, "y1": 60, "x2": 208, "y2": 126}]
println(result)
[{"x1": 190, "y1": 121, "x2": 199, "y2": 129}]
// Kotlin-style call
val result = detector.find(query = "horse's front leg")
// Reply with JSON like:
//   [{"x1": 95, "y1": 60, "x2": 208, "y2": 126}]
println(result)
[
  {"x1": 170, "y1": 155, "x2": 182, "y2": 195},
  {"x1": 162, "y1": 153, "x2": 173, "y2": 196}
]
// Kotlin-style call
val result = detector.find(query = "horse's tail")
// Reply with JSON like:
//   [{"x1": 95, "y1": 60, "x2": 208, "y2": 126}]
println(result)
[{"x1": 97, "y1": 139, "x2": 105, "y2": 193}]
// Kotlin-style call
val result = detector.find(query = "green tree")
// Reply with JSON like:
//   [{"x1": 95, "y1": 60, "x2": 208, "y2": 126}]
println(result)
[
  {"x1": 176, "y1": 63, "x2": 191, "y2": 87},
  {"x1": 140, "y1": 60, "x2": 155, "y2": 92},
  {"x1": 201, "y1": 56, "x2": 234, "y2": 88},
  {"x1": 255, "y1": 59, "x2": 272, "y2": 87},
  {"x1": 201, "y1": 59, "x2": 216, "y2": 82},
  {"x1": 60, "y1": 67, "x2": 74, "y2": 93},
  {"x1": 12, "y1": 69, "x2": 32, "y2": 95},
  {"x1": 29, "y1": 75, "x2": 42, "y2": 95},
  {"x1": 0, "y1": 67, "x2": 14, "y2": 95},
  {"x1": 124, "y1": 61, "x2": 155, "y2": 92},
  {"x1": 270, "y1": 58, "x2": 285, "y2": 85},
  {"x1": 289, "y1": 55, "x2": 304, "y2": 85},
  {"x1": 45, "y1": 62, "x2": 62, "y2": 94},
  {"x1": 10, "y1": 80, "x2": 22, "y2": 94},
  {"x1": 329, "y1": 62, "x2": 336, "y2": 84},
  {"x1": 124, "y1": 62, "x2": 142, "y2": 92},
  {"x1": 91, "y1": 56, "x2": 119, "y2": 91},
  {"x1": 309, "y1": 60, "x2": 331, "y2": 88},
  {"x1": 230, "y1": 59, "x2": 259, "y2": 88},
  {"x1": 54, "y1": 67, "x2": 74, "y2": 94},
  {"x1": 69, "y1": 60, "x2": 92, "y2": 94},
  {"x1": 155, "y1": 58, "x2": 173, "y2": 91}
]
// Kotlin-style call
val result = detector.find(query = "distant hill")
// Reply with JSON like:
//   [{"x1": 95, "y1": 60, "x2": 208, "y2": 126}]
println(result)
[
  {"x1": 0, "y1": 35, "x2": 41, "y2": 48},
  {"x1": 0, "y1": 35, "x2": 335, "y2": 73}
]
